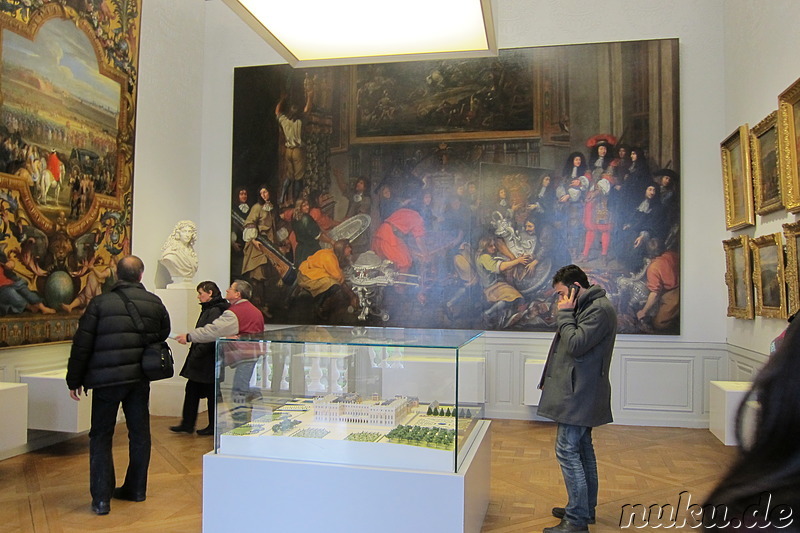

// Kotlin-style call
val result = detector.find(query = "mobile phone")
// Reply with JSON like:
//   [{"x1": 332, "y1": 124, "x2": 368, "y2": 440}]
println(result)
[{"x1": 570, "y1": 284, "x2": 580, "y2": 299}]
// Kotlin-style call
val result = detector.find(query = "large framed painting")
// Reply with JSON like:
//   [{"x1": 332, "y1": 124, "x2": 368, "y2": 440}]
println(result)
[
  {"x1": 750, "y1": 233, "x2": 787, "y2": 319},
  {"x1": 778, "y1": 76, "x2": 800, "y2": 213},
  {"x1": 722, "y1": 235, "x2": 754, "y2": 320},
  {"x1": 750, "y1": 111, "x2": 783, "y2": 215},
  {"x1": 721, "y1": 125, "x2": 755, "y2": 230},
  {"x1": 230, "y1": 38, "x2": 681, "y2": 334},
  {"x1": 350, "y1": 49, "x2": 538, "y2": 144},
  {"x1": 782, "y1": 221, "x2": 800, "y2": 317},
  {"x1": 0, "y1": 2, "x2": 141, "y2": 347}
]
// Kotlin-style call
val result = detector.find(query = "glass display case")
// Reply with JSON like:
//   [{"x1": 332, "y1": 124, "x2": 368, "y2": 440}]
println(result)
[{"x1": 212, "y1": 325, "x2": 486, "y2": 473}]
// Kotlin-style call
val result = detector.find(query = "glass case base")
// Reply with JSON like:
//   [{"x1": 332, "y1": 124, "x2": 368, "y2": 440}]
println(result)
[{"x1": 203, "y1": 420, "x2": 491, "y2": 533}]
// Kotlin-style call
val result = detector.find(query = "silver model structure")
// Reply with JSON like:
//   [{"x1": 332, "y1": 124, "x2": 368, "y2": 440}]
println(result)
[{"x1": 345, "y1": 251, "x2": 419, "y2": 322}]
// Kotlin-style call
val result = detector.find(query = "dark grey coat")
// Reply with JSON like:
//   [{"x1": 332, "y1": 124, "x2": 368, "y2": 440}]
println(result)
[{"x1": 537, "y1": 285, "x2": 617, "y2": 427}]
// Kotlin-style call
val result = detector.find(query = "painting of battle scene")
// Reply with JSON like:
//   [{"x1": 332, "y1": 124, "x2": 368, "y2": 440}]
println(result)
[
  {"x1": 0, "y1": 1, "x2": 140, "y2": 347},
  {"x1": 231, "y1": 39, "x2": 680, "y2": 334}
]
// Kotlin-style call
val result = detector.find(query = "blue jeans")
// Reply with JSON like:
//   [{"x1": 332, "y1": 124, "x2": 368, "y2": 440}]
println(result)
[
  {"x1": 232, "y1": 360, "x2": 256, "y2": 398},
  {"x1": 89, "y1": 381, "x2": 151, "y2": 504},
  {"x1": 555, "y1": 423, "x2": 597, "y2": 526}
]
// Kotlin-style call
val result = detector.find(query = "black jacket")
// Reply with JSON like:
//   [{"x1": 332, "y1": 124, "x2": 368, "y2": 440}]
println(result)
[
  {"x1": 180, "y1": 296, "x2": 229, "y2": 383},
  {"x1": 66, "y1": 281, "x2": 171, "y2": 390}
]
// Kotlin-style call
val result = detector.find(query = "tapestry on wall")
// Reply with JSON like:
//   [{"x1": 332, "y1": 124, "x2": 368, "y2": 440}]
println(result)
[
  {"x1": 0, "y1": 1, "x2": 140, "y2": 347},
  {"x1": 231, "y1": 39, "x2": 680, "y2": 334}
]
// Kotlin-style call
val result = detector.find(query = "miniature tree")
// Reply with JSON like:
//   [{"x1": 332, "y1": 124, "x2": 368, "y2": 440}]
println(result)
[
  {"x1": 445, "y1": 408, "x2": 451, "y2": 417},
  {"x1": 427, "y1": 406, "x2": 433, "y2": 416}
]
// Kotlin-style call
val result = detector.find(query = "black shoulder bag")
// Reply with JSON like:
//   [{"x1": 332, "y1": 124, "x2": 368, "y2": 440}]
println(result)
[{"x1": 116, "y1": 290, "x2": 174, "y2": 381}]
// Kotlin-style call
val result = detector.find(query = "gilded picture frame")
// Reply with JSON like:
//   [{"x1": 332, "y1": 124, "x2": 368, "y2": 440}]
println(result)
[
  {"x1": 723, "y1": 235, "x2": 754, "y2": 319},
  {"x1": 778, "y1": 76, "x2": 800, "y2": 213},
  {"x1": 721, "y1": 125, "x2": 755, "y2": 230},
  {"x1": 750, "y1": 111, "x2": 783, "y2": 215},
  {"x1": 782, "y1": 221, "x2": 800, "y2": 317},
  {"x1": 750, "y1": 233, "x2": 787, "y2": 319}
]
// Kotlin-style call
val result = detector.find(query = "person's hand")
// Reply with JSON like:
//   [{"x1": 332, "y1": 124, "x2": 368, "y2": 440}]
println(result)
[
  {"x1": 636, "y1": 309, "x2": 647, "y2": 320},
  {"x1": 69, "y1": 387, "x2": 85, "y2": 401},
  {"x1": 518, "y1": 254, "x2": 533, "y2": 266},
  {"x1": 633, "y1": 235, "x2": 644, "y2": 248},
  {"x1": 557, "y1": 285, "x2": 578, "y2": 311},
  {"x1": 175, "y1": 334, "x2": 188, "y2": 345}
]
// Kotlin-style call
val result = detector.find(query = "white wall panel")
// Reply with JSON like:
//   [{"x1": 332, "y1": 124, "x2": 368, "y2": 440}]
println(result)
[{"x1": 620, "y1": 357, "x2": 693, "y2": 411}]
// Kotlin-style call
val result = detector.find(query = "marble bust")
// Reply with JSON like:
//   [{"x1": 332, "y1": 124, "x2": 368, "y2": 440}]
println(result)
[{"x1": 159, "y1": 220, "x2": 198, "y2": 288}]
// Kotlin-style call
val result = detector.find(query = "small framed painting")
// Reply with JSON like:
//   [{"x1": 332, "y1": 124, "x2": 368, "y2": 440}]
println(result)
[
  {"x1": 750, "y1": 233, "x2": 787, "y2": 319},
  {"x1": 722, "y1": 235, "x2": 754, "y2": 319},
  {"x1": 750, "y1": 111, "x2": 783, "y2": 214},
  {"x1": 778, "y1": 76, "x2": 800, "y2": 212},
  {"x1": 721, "y1": 125, "x2": 755, "y2": 230},
  {"x1": 782, "y1": 221, "x2": 800, "y2": 317}
]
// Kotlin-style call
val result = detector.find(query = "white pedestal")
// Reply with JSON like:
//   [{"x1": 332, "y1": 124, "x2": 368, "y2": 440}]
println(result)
[
  {"x1": 522, "y1": 359, "x2": 546, "y2": 405},
  {"x1": 203, "y1": 420, "x2": 491, "y2": 533},
  {"x1": 21, "y1": 370, "x2": 91, "y2": 432},
  {"x1": 0, "y1": 382, "x2": 28, "y2": 451},
  {"x1": 151, "y1": 287, "x2": 197, "y2": 417},
  {"x1": 709, "y1": 380, "x2": 751, "y2": 446}
]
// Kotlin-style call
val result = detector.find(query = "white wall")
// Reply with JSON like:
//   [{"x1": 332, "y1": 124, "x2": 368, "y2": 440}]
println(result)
[
  {"x1": 134, "y1": 1, "x2": 206, "y2": 286},
  {"x1": 722, "y1": 0, "x2": 800, "y2": 355}
]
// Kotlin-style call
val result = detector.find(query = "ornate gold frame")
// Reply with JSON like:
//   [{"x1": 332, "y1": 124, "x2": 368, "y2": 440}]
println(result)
[
  {"x1": 750, "y1": 233, "x2": 787, "y2": 319},
  {"x1": 778, "y1": 77, "x2": 800, "y2": 212},
  {"x1": 751, "y1": 111, "x2": 783, "y2": 215},
  {"x1": 782, "y1": 221, "x2": 800, "y2": 317},
  {"x1": 721, "y1": 125, "x2": 755, "y2": 230},
  {"x1": 723, "y1": 235, "x2": 754, "y2": 319}
]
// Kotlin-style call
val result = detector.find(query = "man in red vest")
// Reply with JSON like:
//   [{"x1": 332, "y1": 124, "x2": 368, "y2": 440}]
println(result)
[{"x1": 176, "y1": 279, "x2": 265, "y2": 404}]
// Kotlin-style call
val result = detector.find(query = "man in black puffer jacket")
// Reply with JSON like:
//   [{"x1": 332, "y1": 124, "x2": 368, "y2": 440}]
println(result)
[{"x1": 66, "y1": 255, "x2": 170, "y2": 516}]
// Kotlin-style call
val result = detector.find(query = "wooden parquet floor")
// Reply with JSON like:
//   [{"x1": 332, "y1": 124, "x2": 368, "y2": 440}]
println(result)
[{"x1": 0, "y1": 417, "x2": 735, "y2": 532}]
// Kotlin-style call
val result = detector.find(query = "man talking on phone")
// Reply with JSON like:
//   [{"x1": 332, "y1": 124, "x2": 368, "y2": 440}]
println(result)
[{"x1": 538, "y1": 264, "x2": 617, "y2": 532}]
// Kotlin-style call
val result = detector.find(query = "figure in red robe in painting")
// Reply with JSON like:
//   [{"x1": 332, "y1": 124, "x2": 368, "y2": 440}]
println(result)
[
  {"x1": 47, "y1": 150, "x2": 61, "y2": 183},
  {"x1": 372, "y1": 203, "x2": 426, "y2": 273}
]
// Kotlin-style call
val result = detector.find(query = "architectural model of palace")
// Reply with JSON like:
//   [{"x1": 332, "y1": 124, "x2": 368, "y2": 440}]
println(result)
[{"x1": 312, "y1": 393, "x2": 420, "y2": 426}]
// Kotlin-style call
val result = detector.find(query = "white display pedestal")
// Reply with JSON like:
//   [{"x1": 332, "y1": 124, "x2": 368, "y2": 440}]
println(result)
[
  {"x1": 152, "y1": 287, "x2": 196, "y2": 417},
  {"x1": 709, "y1": 380, "x2": 751, "y2": 446},
  {"x1": 21, "y1": 370, "x2": 91, "y2": 432},
  {"x1": 522, "y1": 359, "x2": 546, "y2": 406},
  {"x1": 203, "y1": 420, "x2": 491, "y2": 533},
  {"x1": 0, "y1": 382, "x2": 28, "y2": 451}
]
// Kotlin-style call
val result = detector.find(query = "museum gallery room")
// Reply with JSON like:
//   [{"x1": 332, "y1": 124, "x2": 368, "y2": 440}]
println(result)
[{"x1": 1, "y1": 0, "x2": 800, "y2": 532}]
